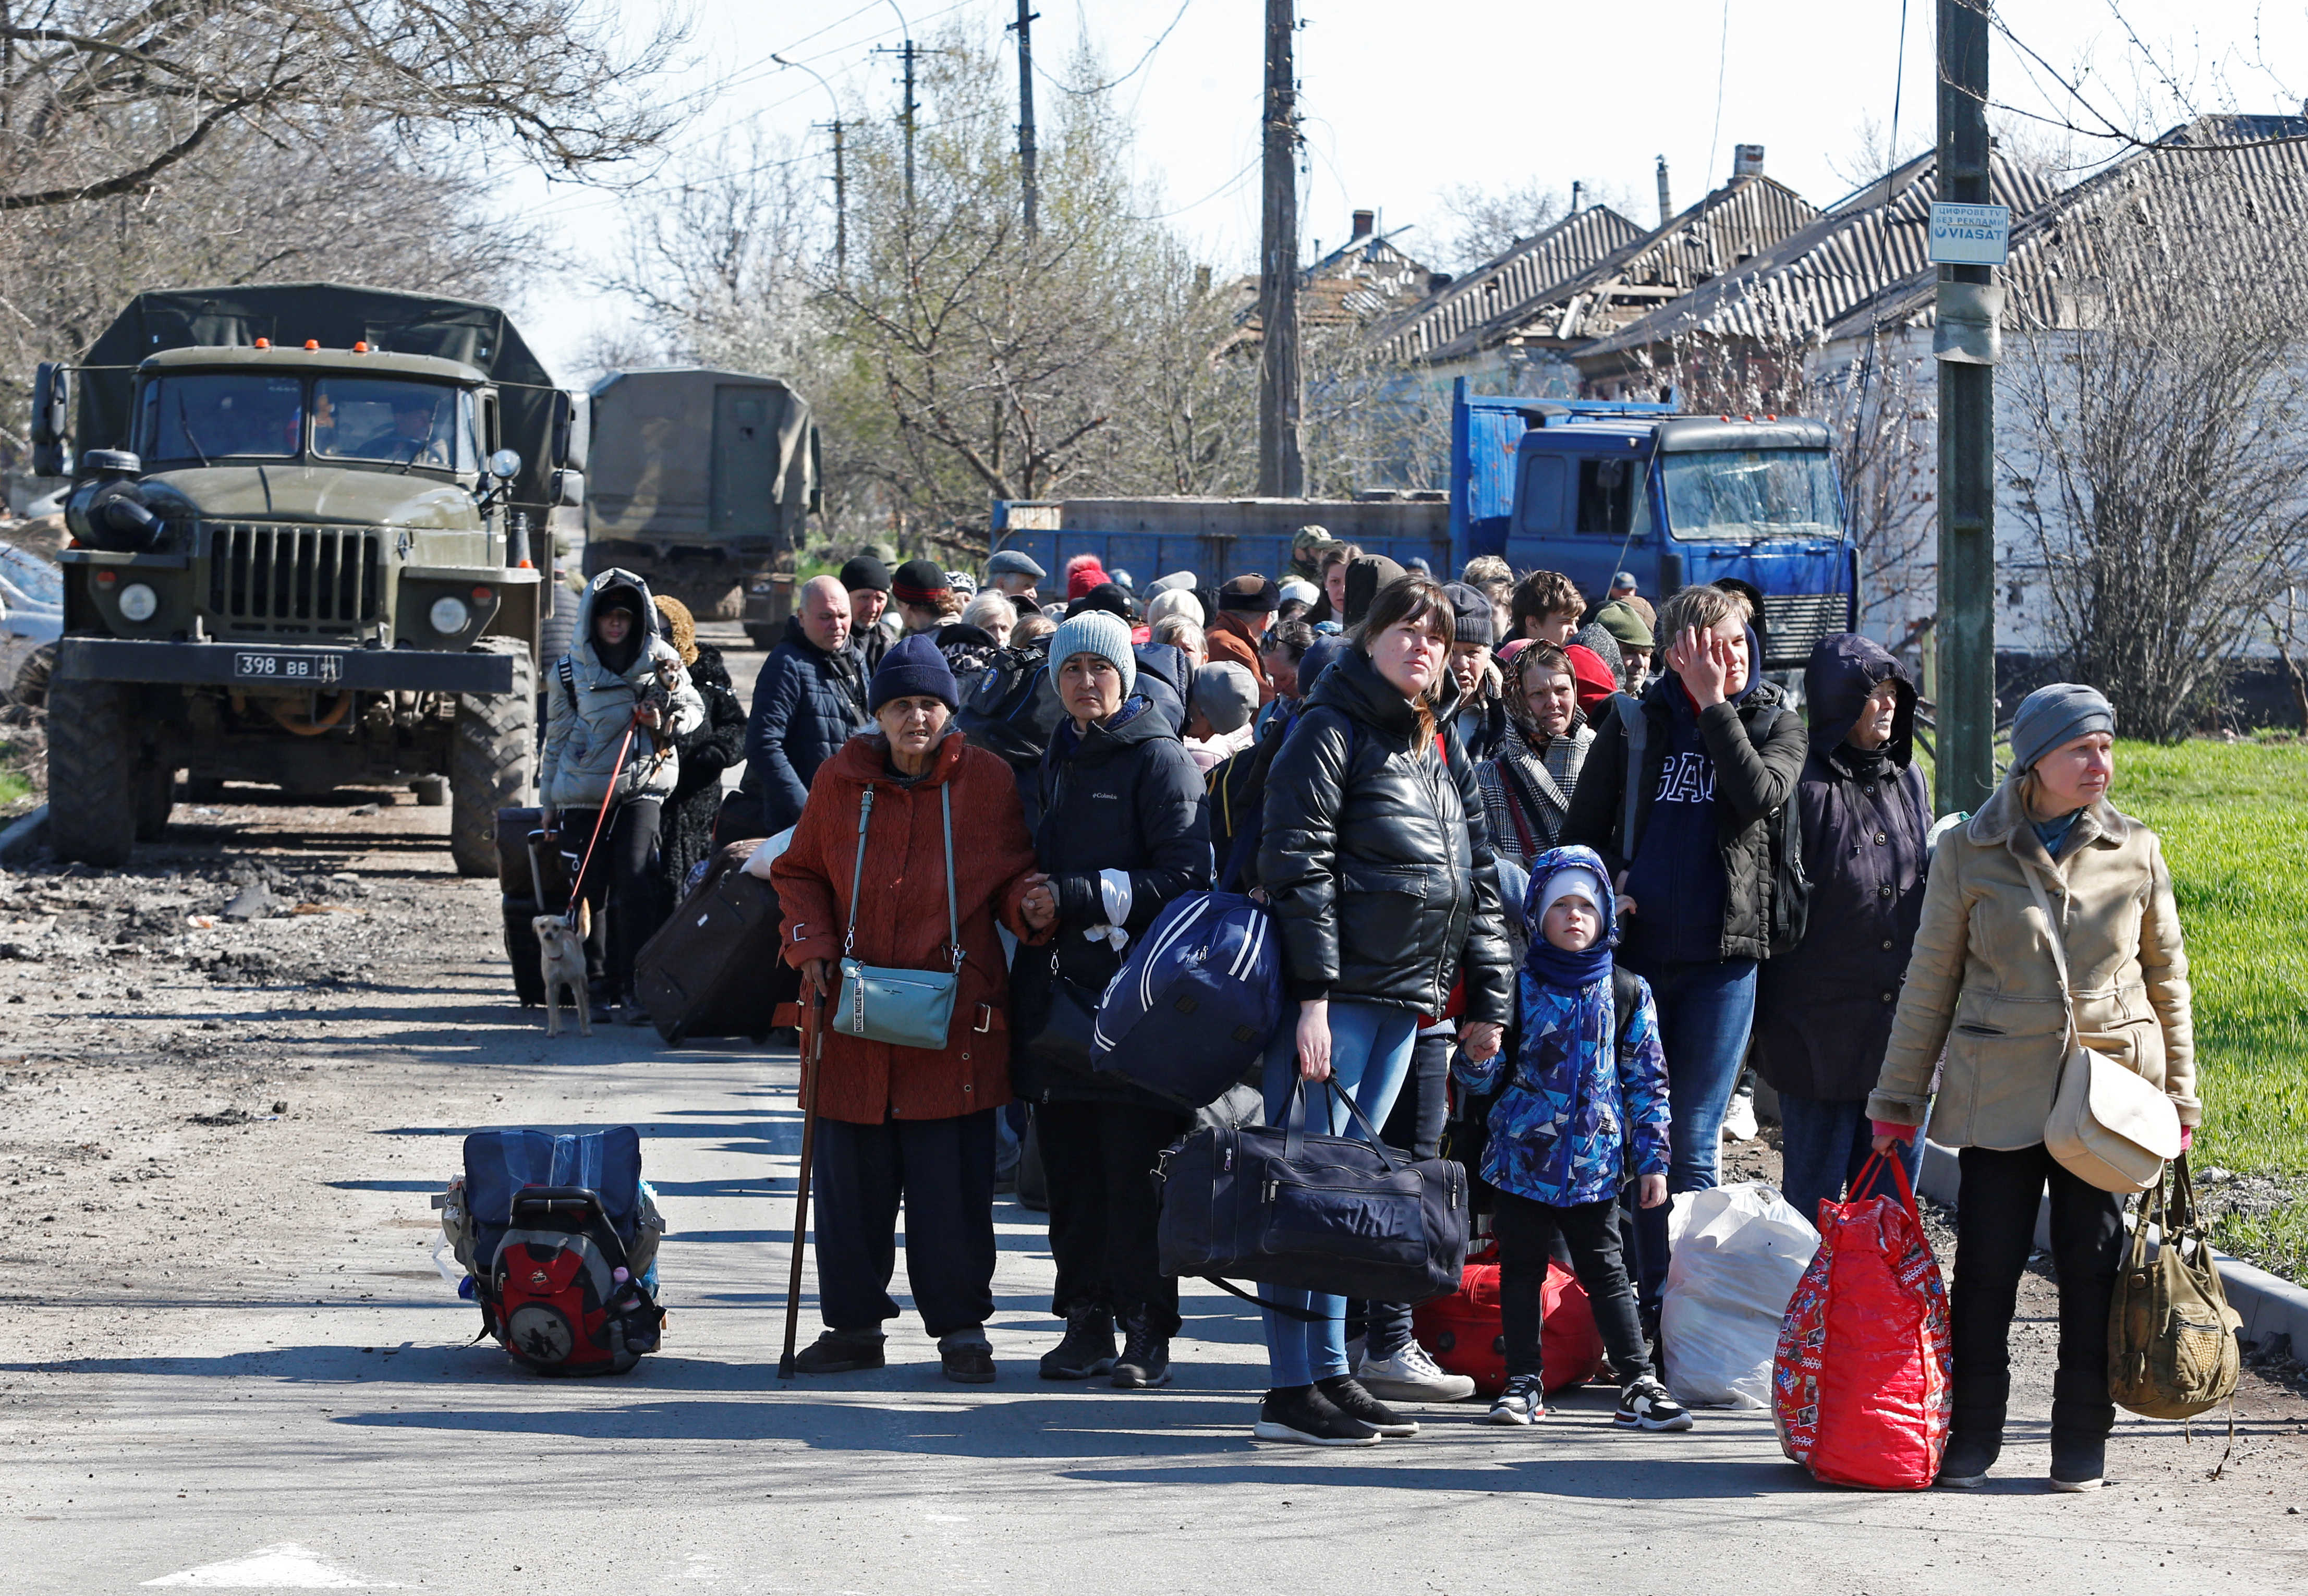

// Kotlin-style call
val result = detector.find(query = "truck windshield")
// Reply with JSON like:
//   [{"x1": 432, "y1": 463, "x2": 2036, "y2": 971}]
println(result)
[
  {"x1": 141, "y1": 373, "x2": 305, "y2": 461},
  {"x1": 314, "y1": 379, "x2": 476, "y2": 470},
  {"x1": 1660, "y1": 449, "x2": 1841, "y2": 540}
]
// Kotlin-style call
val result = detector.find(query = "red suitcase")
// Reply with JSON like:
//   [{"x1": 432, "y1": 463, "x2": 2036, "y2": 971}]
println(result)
[{"x1": 1413, "y1": 1243, "x2": 1609, "y2": 1397}]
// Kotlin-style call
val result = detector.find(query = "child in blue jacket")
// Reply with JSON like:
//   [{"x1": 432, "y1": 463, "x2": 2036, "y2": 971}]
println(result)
[{"x1": 1454, "y1": 844, "x2": 1692, "y2": 1430}]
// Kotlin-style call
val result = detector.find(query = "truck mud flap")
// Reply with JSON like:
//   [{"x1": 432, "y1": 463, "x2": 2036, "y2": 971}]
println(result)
[{"x1": 55, "y1": 638, "x2": 517, "y2": 695}]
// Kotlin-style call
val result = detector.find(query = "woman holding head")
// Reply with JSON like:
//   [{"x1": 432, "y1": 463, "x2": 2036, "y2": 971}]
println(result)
[
  {"x1": 1870, "y1": 684, "x2": 2196, "y2": 1492},
  {"x1": 1254, "y1": 574, "x2": 1514, "y2": 1445}
]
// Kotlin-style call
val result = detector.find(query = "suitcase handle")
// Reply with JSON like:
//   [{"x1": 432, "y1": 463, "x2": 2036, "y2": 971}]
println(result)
[{"x1": 1281, "y1": 1076, "x2": 1404, "y2": 1174}]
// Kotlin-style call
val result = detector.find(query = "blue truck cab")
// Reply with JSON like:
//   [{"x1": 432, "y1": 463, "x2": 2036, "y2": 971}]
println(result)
[{"x1": 1456, "y1": 384, "x2": 1857, "y2": 668}]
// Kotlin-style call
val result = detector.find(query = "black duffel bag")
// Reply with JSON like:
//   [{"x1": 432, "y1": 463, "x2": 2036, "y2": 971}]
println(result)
[{"x1": 1154, "y1": 1079, "x2": 1467, "y2": 1314}]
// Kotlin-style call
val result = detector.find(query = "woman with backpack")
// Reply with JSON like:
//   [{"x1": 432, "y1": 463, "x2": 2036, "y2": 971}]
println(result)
[
  {"x1": 1010, "y1": 609, "x2": 1212, "y2": 1393},
  {"x1": 1869, "y1": 684, "x2": 2197, "y2": 1492},
  {"x1": 1254, "y1": 574, "x2": 1513, "y2": 1445},
  {"x1": 539, "y1": 568, "x2": 703, "y2": 1025}
]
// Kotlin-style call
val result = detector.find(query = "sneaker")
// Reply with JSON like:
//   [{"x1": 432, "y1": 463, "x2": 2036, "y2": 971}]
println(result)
[
  {"x1": 1111, "y1": 1314, "x2": 1171, "y2": 1389},
  {"x1": 1038, "y1": 1309, "x2": 1116, "y2": 1380},
  {"x1": 1252, "y1": 1384, "x2": 1381, "y2": 1446},
  {"x1": 1356, "y1": 1341, "x2": 1477, "y2": 1404},
  {"x1": 1614, "y1": 1373, "x2": 1693, "y2": 1431},
  {"x1": 937, "y1": 1328, "x2": 995, "y2": 1385},
  {"x1": 788, "y1": 1328, "x2": 885, "y2": 1374},
  {"x1": 1316, "y1": 1374, "x2": 1417, "y2": 1436},
  {"x1": 2048, "y1": 1434, "x2": 2105, "y2": 1492},
  {"x1": 1935, "y1": 1434, "x2": 1999, "y2": 1488},
  {"x1": 1723, "y1": 1089, "x2": 1759, "y2": 1142},
  {"x1": 1488, "y1": 1373, "x2": 1547, "y2": 1425}
]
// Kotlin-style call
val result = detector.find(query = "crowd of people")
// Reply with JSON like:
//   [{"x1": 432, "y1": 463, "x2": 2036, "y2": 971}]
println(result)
[{"x1": 533, "y1": 532, "x2": 2198, "y2": 1485}]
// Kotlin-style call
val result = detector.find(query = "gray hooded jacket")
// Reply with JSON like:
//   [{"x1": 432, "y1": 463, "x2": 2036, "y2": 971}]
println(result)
[{"x1": 540, "y1": 568, "x2": 704, "y2": 811}]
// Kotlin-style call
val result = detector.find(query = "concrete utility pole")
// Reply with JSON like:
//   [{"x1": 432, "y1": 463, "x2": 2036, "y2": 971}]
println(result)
[
  {"x1": 1012, "y1": 1, "x2": 1039, "y2": 239},
  {"x1": 1935, "y1": 0, "x2": 1998, "y2": 813},
  {"x1": 1256, "y1": 0, "x2": 1304, "y2": 498}
]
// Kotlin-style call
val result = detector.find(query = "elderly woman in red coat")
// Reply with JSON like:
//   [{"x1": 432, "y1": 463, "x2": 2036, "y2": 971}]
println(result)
[{"x1": 772, "y1": 633, "x2": 1055, "y2": 1383}]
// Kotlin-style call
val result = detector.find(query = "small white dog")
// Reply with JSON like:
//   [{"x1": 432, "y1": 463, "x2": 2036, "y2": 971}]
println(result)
[{"x1": 534, "y1": 901, "x2": 593, "y2": 1037}]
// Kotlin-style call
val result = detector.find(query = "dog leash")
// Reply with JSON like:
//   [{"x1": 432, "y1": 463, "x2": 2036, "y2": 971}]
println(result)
[{"x1": 564, "y1": 720, "x2": 638, "y2": 915}]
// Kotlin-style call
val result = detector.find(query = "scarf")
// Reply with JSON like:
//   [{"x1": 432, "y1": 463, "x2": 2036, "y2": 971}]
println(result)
[{"x1": 1522, "y1": 932, "x2": 1612, "y2": 997}]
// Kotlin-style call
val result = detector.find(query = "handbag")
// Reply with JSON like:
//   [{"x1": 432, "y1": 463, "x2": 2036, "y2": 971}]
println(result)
[
  {"x1": 1153, "y1": 1078, "x2": 1468, "y2": 1310},
  {"x1": 833, "y1": 784, "x2": 962, "y2": 1051},
  {"x1": 2110, "y1": 1154, "x2": 2241, "y2": 1423},
  {"x1": 2024, "y1": 862, "x2": 2181, "y2": 1192}
]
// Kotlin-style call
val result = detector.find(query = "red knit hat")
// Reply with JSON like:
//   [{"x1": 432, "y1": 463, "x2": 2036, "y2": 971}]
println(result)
[
  {"x1": 1563, "y1": 643, "x2": 1618, "y2": 716},
  {"x1": 1064, "y1": 552, "x2": 1108, "y2": 601}
]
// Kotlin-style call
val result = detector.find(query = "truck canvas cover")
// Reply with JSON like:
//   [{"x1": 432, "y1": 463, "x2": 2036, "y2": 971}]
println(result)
[
  {"x1": 75, "y1": 282, "x2": 564, "y2": 517},
  {"x1": 585, "y1": 367, "x2": 818, "y2": 549}
]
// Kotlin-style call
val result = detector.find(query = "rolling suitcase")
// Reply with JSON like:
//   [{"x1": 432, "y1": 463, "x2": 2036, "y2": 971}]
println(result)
[
  {"x1": 499, "y1": 808, "x2": 577, "y2": 1006},
  {"x1": 1413, "y1": 1242, "x2": 1609, "y2": 1397},
  {"x1": 631, "y1": 840, "x2": 791, "y2": 1044}
]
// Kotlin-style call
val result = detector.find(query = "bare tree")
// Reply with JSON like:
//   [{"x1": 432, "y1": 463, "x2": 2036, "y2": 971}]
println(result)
[{"x1": 1431, "y1": 179, "x2": 1567, "y2": 274}]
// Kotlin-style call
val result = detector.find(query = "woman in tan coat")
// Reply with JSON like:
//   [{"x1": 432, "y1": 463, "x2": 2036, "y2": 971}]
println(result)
[{"x1": 1870, "y1": 683, "x2": 2196, "y2": 1493}]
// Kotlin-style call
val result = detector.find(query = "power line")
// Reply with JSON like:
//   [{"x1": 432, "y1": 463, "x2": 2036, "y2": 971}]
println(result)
[
  {"x1": 1034, "y1": 0, "x2": 1194, "y2": 98},
  {"x1": 1704, "y1": 0, "x2": 1730, "y2": 186}
]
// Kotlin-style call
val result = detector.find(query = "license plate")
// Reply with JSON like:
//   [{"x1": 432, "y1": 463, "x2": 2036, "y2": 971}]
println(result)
[{"x1": 232, "y1": 649, "x2": 343, "y2": 684}]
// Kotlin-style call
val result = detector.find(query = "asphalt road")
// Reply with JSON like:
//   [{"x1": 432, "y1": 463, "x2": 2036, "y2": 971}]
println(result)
[{"x1": 3, "y1": 624, "x2": 2305, "y2": 1594}]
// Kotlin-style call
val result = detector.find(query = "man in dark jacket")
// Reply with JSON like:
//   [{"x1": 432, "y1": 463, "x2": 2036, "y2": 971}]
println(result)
[
  {"x1": 841, "y1": 555, "x2": 896, "y2": 674},
  {"x1": 1752, "y1": 633, "x2": 1933, "y2": 1222},
  {"x1": 1010, "y1": 609, "x2": 1211, "y2": 1391},
  {"x1": 1561, "y1": 582, "x2": 1806, "y2": 1313},
  {"x1": 744, "y1": 574, "x2": 870, "y2": 836}
]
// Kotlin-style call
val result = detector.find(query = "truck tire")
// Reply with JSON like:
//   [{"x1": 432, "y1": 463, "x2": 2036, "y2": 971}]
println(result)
[
  {"x1": 133, "y1": 762, "x2": 175, "y2": 842},
  {"x1": 451, "y1": 638, "x2": 536, "y2": 880},
  {"x1": 46, "y1": 673, "x2": 138, "y2": 867}
]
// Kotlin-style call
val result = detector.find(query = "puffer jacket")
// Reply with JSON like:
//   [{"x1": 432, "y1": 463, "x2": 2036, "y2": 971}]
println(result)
[
  {"x1": 658, "y1": 642, "x2": 749, "y2": 908},
  {"x1": 540, "y1": 569, "x2": 704, "y2": 811},
  {"x1": 744, "y1": 614, "x2": 871, "y2": 836},
  {"x1": 773, "y1": 732, "x2": 1047, "y2": 1125},
  {"x1": 1752, "y1": 635, "x2": 1934, "y2": 1101},
  {"x1": 1868, "y1": 772, "x2": 2197, "y2": 1149},
  {"x1": 1258, "y1": 645, "x2": 1513, "y2": 1025},
  {"x1": 1453, "y1": 847, "x2": 1670, "y2": 1207},
  {"x1": 1010, "y1": 695, "x2": 1212, "y2": 1106},
  {"x1": 1559, "y1": 640, "x2": 1806, "y2": 964}
]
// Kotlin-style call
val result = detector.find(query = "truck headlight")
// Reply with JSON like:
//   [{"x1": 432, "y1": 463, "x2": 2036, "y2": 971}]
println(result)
[
  {"x1": 429, "y1": 595, "x2": 471, "y2": 635},
  {"x1": 117, "y1": 582, "x2": 158, "y2": 623}
]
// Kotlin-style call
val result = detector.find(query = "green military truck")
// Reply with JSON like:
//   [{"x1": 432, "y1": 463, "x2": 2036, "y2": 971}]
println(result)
[
  {"x1": 35, "y1": 283, "x2": 587, "y2": 874},
  {"x1": 582, "y1": 367, "x2": 819, "y2": 648}
]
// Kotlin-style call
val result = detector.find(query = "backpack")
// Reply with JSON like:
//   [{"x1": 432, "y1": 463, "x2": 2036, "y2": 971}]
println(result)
[
  {"x1": 436, "y1": 1127, "x2": 668, "y2": 1376},
  {"x1": 957, "y1": 641, "x2": 1060, "y2": 769},
  {"x1": 1089, "y1": 890, "x2": 1285, "y2": 1111}
]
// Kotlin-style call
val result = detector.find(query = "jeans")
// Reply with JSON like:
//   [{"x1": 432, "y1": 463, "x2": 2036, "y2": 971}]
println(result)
[
  {"x1": 565, "y1": 797, "x2": 662, "y2": 1004},
  {"x1": 1951, "y1": 1143, "x2": 2123, "y2": 1445},
  {"x1": 1619, "y1": 955, "x2": 1756, "y2": 1311},
  {"x1": 1038, "y1": 1100, "x2": 1191, "y2": 1336},
  {"x1": 1492, "y1": 1190, "x2": 1650, "y2": 1385},
  {"x1": 1776, "y1": 1092, "x2": 1926, "y2": 1230},
  {"x1": 1258, "y1": 1000, "x2": 1419, "y2": 1387},
  {"x1": 1362, "y1": 1027, "x2": 1453, "y2": 1359},
  {"x1": 812, "y1": 1110, "x2": 997, "y2": 1338}
]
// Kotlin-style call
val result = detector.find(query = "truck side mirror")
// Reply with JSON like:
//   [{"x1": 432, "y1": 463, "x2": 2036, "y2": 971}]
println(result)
[
  {"x1": 551, "y1": 468, "x2": 585, "y2": 508},
  {"x1": 31, "y1": 362, "x2": 70, "y2": 477},
  {"x1": 551, "y1": 391, "x2": 590, "y2": 472}
]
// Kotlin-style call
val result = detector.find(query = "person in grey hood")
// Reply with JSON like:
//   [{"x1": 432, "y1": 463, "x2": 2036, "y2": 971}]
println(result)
[
  {"x1": 541, "y1": 569, "x2": 705, "y2": 1020},
  {"x1": 1751, "y1": 633, "x2": 1933, "y2": 1224}
]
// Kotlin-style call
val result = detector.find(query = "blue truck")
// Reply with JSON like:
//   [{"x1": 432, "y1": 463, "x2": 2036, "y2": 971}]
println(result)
[{"x1": 991, "y1": 379, "x2": 1858, "y2": 669}]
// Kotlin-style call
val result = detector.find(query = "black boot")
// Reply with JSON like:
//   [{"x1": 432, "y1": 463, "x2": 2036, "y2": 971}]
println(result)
[
  {"x1": 2049, "y1": 1370, "x2": 2114, "y2": 1491},
  {"x1": 789, "y1": 1327, "x2": 886, "y2": 1374},
  {"x1": 1938, "y1": 1371, "x2": 2009, "y2": 1488},
  {"x1": 1038, "y1": 1308, "x2": 1116, "y2": 1380},
  {"x1": 1111, "y1": 1311, "x2": 1171, "y2": 1389}
]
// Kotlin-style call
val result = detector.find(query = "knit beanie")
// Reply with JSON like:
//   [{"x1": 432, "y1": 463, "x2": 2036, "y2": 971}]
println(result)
[
  {"x1": 1065, "y1": 553, "x2": 1109, "y2": 601},
  {"x1": 891, "y1": 558, "x2": 951, "y2": 607},
  {"x1": 1048, "y1": 608, "x2": 1136, "y2": 700},
  {"x1": 839, "y1": 555, "x2": 892, "y2": 594},
  {"x1": 1144, "y1": 587, "x2": 1201, "y2": 629},
  {"x1": 1442, "y1": 582, "x2": 1495, "y2": 648},
  {"x1": 1573, "y1": 620, "x2": 1623, "y2": 683},
  {"x1": 2010, "y1": 682, "x2": 2115, "y2": 772},
  {"x1": 1539, "y1": 864, "x2": 1606, "y2": 921},
  {"x1": 868, "y1": 631, "x2": 960, "y2": 713}
]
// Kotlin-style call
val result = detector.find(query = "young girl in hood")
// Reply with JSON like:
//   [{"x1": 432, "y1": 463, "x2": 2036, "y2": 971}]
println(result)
[{"x1": 1454, "y1": 845, "x2": 1691, "y2": 1432}]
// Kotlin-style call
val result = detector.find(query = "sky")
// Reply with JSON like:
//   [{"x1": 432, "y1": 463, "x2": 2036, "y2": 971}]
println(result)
[{"x1": 487, "y1": 0, "x2": 2308, "y2": 384}]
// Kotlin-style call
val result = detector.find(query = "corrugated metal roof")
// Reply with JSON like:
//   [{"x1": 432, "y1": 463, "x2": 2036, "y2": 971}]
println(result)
[
  {"x1": 1418, "y1": 175, "x2": 1821, "y2": 365},
  {"x1": 1233, "y1": 229, "x2": 1439, "y2": 341},
  {"x1": 1575, "y1": 151, "x2": 2061, "y2": 370},
  {"x1": 1817, "y1": 115, "x2": 2308, "y2": 345},
  {"x1": 1369, "y1": 206, "x2": 1646, "y2": 361}
]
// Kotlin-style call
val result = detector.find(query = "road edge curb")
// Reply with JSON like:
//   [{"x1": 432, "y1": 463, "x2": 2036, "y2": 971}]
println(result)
[{"x1": 0, "y1": 802, "x2": 47, "y2": 863}]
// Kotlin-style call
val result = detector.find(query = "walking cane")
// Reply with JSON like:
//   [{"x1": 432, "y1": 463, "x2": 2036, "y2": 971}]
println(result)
[{"x1": 778, "y1": 983, "x2": 829, "y2": 1380}]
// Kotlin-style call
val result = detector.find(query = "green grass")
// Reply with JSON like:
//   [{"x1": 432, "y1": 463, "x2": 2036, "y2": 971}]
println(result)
[{"x1": 0, "y1": 769, "x2": 28, "y2": 809}]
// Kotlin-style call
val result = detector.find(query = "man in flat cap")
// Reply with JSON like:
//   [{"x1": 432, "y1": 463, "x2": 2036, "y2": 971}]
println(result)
[
  {"x1": 1207, "y1": 574, "x2": 1280, "y2": 703},
  {"x1": 985, "y1": 548, "x2": 1047, "y2": 614}
]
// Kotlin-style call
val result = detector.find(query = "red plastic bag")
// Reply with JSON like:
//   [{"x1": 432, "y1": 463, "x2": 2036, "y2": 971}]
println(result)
[
  {"x1": 1772, "y1": 1153, "x2": 1954, "y2": 1489},
  {"x1": 1413, "y1": 1244, "x2": 1608, "y2": 1397}
]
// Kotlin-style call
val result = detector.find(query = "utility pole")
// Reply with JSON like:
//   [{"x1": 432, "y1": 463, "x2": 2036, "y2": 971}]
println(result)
[
  {"x1": 874, "y1": 40, "x2": 924, "y2": 213},
  {"x1": 1934, "y1": 0, "x2": 1998, "y2": 814},
  {"x1": 819, "y1": 119, "x2": 848, "y2": 277},
  {"x1": 1012, "y1": 1, "x2": 1039, "y2": 239},
  {"x1": 1256, "y1": 0, "x2": 1303, "y2": 498}
]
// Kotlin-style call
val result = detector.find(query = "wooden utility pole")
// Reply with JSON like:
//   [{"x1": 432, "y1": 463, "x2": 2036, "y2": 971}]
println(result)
[
  {"x1": 1935, "y1": 0, "x2": 1997, "y2": 813},
  {"x1": 1256, "y1": 0, "x2": 1303, "y2": 498},
  {"x1": 1013, "y1": 1, "x2": 1040, "y2": 238},
  {"x1": 874, "y1": 40, "x2": 924, "y2": 212},
  {"x1": 818, "y1": 119, "x2": 848, "y2": 277}
]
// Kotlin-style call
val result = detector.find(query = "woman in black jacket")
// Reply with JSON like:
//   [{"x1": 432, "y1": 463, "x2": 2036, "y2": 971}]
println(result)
[
  {"x1": 652, "y1": 600, "x2": 749, "y2": 913},
  {"x1": 1012, "y1": 608, "x2": 1211, "y2": 1393},
  {"x1": 1252, "y1": 574, "x2": 1513, "y2": 1446},
  {"x1": 1752, "y1": 634, "x2": 1932, "y2": 1222}
]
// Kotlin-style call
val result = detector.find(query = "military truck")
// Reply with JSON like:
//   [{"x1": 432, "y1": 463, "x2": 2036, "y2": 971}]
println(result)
[
  {"x1": 582, "y1": 367, "x2": 819, "y2": 648},
  {"x1": 35, "y1": 283, "x2": 588, "y2": 874}
]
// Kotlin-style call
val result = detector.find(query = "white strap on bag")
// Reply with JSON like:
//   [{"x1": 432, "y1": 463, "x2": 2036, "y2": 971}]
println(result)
[{"x1": 2025, "y1": 856, "x2": 2179, "y2": 1192}]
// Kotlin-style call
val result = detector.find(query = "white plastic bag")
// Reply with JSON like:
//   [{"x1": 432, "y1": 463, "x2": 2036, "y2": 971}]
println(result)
[
  {"x1": 739, "y1": 826, "x2": 796, "y2": 880},
  {"x1": 1660, "y1": 1181, "x2": 1819, "y2": 1408}
]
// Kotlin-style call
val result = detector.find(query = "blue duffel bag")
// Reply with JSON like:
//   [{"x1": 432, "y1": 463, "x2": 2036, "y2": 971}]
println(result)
[{"x1": 1089, "y1": 890, "x2": 1284, "y2": 1110}]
